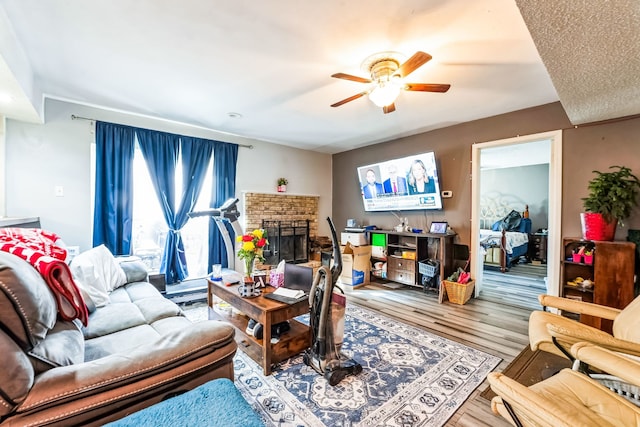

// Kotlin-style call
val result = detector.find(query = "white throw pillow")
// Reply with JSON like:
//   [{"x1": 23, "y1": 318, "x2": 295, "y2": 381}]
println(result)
[
  {"x1": 70, "y1": 245, "x2": 127, "y2": 307},
  {"x1": 71, "y1": 263, "x2": 110, "y2": 307}
]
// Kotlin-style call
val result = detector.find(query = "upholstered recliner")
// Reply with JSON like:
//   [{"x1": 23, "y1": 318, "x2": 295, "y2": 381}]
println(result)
[
  {"x1": 0, "y1": 250, "x2": 237, "y2": 426},
  {"x1": 529, "y1": 293, "x2": 640, "y2": 361},
  {"x1": 488, "y1": 342, "x2": 640, "y2": 427}
]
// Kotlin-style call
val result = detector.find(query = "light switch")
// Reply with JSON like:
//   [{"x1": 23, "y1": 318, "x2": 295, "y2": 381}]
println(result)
[{"x1": 55, "y1": 186, "x2": 64, "y2": 197}]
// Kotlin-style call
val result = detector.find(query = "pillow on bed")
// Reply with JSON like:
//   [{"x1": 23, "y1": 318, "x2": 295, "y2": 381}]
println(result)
[{"x1": 70, "y1": 245, "x2": 127, "y2": 307}]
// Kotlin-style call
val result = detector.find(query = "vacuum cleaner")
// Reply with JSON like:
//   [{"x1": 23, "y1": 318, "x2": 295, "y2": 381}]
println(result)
[{"x1": 303, "y1": 217, "x2": 362, "y2": 386}]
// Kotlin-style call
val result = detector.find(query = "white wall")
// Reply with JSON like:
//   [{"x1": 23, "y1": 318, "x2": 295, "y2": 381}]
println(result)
[
  {"x1": 5, "y1": 99, "x2": 332, "y2": 250},
  {"x1": 0, "y1": 116, "x2": 5, "y2": 215}
]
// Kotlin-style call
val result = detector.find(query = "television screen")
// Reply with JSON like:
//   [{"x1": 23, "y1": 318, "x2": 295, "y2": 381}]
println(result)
[{"x1": 357, "y1": 151, "x2": 443, "y2": 212}]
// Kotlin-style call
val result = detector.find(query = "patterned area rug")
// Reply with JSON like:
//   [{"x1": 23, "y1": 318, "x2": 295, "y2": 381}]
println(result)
[{"x1": 183, "y1": 303, "x2": 500, "y2": 427}]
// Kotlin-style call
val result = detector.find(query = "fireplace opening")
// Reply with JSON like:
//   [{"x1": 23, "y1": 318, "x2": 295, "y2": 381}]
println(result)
[{"x1": 262, "y1": 220, "x2": 310, "y2": 265}]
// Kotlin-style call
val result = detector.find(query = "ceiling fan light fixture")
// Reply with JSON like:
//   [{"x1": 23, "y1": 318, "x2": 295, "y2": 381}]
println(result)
[
  {"x1": 331, "y1": 50, "x2": 447, "y2": 112},
  {"x1": 368, "y1": 81, "x2": 401, "y2": 107}
]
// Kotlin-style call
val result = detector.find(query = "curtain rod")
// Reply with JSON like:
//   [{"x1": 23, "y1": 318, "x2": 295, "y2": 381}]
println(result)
[{"x1": 71, "y1": 114, "x2": 254, "y2": 149}]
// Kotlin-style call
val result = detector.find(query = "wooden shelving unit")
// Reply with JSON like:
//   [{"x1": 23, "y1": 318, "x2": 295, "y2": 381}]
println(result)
[
  {"x1": 560, "y1": 238, "x2": 636, "y2": 332},
  {"x1": 370, "y1": 230, "x2": 455, "y2": 302}
]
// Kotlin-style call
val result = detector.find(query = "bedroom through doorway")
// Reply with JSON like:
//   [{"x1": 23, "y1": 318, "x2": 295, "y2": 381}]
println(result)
[{"x1": 470, "y1": 131, "x2": 563, "y2": 311}]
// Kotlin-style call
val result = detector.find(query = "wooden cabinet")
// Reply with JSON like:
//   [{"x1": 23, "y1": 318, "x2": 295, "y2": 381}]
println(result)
[
  {"x1": 370, "y1": 230, "x2": 455, "y2": 302},
  {"x1": 561, "y1": 238, "x2": 636, "y2": 332},
  {"x1": 529, "y1": 233, "x2": 548, "y2": 263}
]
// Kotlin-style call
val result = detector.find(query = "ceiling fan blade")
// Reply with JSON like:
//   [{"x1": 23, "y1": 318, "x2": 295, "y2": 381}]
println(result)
[
  {"x1": 331, "y1": 91, "x2": 368, "y2": 107},
  {"x1": 383, "y1": 103, "x2": 396, "y2": 114},
  {"x1": 397, "y1": 51, "x2": 432, "y2": 77},
  {"x1": 404, "y1": 83, "x2": 451, "y2": 93},
  {"x1": 331, "y1": 73, "x2": 372, "y2": 84}
]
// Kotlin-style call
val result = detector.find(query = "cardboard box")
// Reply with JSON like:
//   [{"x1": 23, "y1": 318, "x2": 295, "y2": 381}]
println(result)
[
  {"x1": 339, "y1": 243, "x2": 371, "y2": 286},
  {"x1": 297, "y1": 260, "x2": 322, "y2": 277},
  {"x1": 340, "y1": 232, "x2": 368, "y2": 246}
]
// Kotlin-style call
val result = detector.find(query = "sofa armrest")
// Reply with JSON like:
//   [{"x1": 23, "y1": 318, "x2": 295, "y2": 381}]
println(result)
[
  {"x1": 538, "y1": 294, "x2": 621, "y2": 320},
  {"x1": 17, "y1": 321, "x2": 235, "y2": 419},
  {"x1": 572, "y1": 342, "x2": 640, "y2": 384},
  {"x1": 546, "y1": 322, "x2": 640, "y2": 357}
]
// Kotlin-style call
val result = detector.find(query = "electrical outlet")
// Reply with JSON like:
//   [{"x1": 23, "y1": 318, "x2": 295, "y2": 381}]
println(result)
[{"x1": 55, "y1": 186, "x2": 64, "y2": 197}]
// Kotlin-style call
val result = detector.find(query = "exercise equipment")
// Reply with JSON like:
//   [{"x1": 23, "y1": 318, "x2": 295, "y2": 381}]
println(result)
[
  {"x1": 303, "y1": 217, "x2": 362, "y2": 386},
  {"x1": 188, "y1": 198, "x2": 242, "y2": 269}
]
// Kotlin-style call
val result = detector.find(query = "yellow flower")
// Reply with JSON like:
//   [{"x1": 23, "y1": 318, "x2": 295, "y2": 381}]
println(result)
[
  {"x1": 236, "y1": 235, "x2": 242, "y2": 242},
  {"x1": 242, "y1": 241, "x2": 255, "y2": 252},
  {"x1": 252, "y1": 229, "x2": 263, "y2": 239}
]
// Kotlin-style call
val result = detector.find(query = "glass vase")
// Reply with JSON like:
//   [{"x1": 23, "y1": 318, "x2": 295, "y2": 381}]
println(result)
[{"x1": 244, "y1": 256, "x2": 255, "y2": 283}]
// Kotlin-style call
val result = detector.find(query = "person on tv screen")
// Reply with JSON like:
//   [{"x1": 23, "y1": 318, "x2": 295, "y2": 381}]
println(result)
[
  {"x1": 362, "y1": 169, "x2": 384, "y2": 199},
  {"x1": 382, "y1": 164, "x2": 408, "y2": 195},
  {"x1": 407, "y1": 159, "x2": 436, "y2": 194}
]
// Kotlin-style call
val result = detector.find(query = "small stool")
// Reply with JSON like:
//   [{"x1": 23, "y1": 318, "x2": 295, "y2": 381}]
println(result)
[{"x1": 105, "y1": 378, "x2": 263, "y2": 427}]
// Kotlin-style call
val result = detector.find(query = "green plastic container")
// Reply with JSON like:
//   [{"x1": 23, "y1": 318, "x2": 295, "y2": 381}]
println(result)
[{"x1": 371, "y1": 232, "x2": 386, "y2": 247}]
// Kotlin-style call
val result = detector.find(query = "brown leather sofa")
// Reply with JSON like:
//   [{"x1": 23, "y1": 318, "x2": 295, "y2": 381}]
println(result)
[{"x1": 0, "y1": 251, "x2": 237, "y2": 426}]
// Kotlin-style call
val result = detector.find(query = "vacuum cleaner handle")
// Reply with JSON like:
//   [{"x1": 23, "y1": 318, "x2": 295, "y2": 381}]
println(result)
[{"x1": 327, "y1": 217, "x2": 342, "y2": 279}]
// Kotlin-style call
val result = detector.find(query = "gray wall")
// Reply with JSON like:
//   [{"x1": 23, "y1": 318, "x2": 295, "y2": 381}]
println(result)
[
  {"x1": 332, "y1": 102, "x2": 640, "y2": 247},
  {"x1": 4, "y1": 99, "x2": 332, "y2": 250},
  {"x1": 481, "y1": 164, "x2": 549, "y2": 231}
]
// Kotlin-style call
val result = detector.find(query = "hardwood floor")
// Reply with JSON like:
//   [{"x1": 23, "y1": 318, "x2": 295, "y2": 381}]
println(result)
[
  {"x1": 343, "y1": 278, "x2": 539, "y2": 426},
  {"x1": 480, "y1": 262, "x2": 547, "y2": 311}
]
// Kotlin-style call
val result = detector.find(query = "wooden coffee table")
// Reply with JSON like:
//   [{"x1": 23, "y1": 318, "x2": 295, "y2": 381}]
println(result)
[{"x1": 207, "y1": 279, "x2": 311, "y2": 375}]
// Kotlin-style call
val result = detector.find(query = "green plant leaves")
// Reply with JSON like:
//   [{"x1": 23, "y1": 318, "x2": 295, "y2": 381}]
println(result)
[{"x1": 582, "y1": 165, "x2": 640, "y2": 224}]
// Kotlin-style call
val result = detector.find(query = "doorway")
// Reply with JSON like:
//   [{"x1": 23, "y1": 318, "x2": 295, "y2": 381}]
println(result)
[{"x1": 470, "y1": 130, "x2": 563, "y2": 308}]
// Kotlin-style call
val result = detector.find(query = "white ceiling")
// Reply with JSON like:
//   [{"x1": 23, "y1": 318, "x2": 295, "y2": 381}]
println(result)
[
  {"x1": 0, "y1": 1, "x2": 636, "y2": 154},
  {"x1": 480, "y1": 139, "x2": 550, "y2": 170}
]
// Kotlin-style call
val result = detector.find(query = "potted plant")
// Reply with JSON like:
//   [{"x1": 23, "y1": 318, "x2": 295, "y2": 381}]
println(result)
[
  {"x1": 277, "y1": 177, "x2": 288, "y2": 192},
  {"x1": 581, "y1": 165, "x2": 640, "y2": 241}
]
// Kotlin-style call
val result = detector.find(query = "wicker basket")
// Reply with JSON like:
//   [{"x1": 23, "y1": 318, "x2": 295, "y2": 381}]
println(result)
[{"x1": 444, "y1": 279, "x2": 475, "y2": 305}]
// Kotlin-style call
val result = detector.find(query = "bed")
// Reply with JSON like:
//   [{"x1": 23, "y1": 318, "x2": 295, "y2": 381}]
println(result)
[{"x1": 479, "y1": 194, "x2": 531, "y2": 272}]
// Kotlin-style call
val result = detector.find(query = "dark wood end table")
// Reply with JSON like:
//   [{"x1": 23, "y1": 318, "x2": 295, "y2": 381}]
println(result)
[{"x1": 207, "y1": 279, "x2": 311, "y2": 375}]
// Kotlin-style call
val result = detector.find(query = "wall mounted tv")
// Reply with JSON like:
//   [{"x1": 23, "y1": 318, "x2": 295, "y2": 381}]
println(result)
[{"x1": 357, "y1": 151, "x2": 443, "y2": 212}]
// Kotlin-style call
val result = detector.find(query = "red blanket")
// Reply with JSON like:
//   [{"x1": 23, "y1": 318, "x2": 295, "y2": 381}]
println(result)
[{"x1": 0, "y1": 228, "x2": 88, "y2": 326}]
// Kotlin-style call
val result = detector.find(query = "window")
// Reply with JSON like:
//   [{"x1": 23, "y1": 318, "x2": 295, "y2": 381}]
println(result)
[{"x1": 131, "y1": 143, "x2": 213, "y2": 280}]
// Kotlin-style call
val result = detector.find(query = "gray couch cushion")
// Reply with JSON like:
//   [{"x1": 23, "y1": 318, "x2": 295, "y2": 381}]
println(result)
[
  {"x1": 83, "y1": 282, "x2": 184, "y2": 340},
  {"x1": 28, "y1": 321, "x2": 84, "y2": 373},
  {"x1": 0, "y1": 251, "x2": 57, "y2": 350},
  {"x1": 0, "y1": 328, "x2": 34, "y2": 417},
  {"x1": 82, "y1": 302, "x2": 147, "y2": 339},
  {"x1": 85, "y1": 324, "x2": 158, "y2": 361},
  {"x1": 116, "y1": 257, "x2": 149, "y2": 284}
]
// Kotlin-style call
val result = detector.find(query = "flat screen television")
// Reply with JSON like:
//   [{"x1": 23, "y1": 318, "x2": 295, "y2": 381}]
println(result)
[{"x1": 357, "y1": 151, "x2": 443, "y2": 212}]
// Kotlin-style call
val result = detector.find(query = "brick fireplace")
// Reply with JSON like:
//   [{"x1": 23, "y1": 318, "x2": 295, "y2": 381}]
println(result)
[
  {"x1": 243, "y1": 192, "x2": 319, "y2": 264},
  {"x1": 244, "y1": 192, "x2": 319, "y2": 236}
]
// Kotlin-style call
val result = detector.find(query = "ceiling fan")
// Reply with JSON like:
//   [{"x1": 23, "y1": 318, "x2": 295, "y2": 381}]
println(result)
[{"x1": 330, "y1": 51, "x2": 450, "y2": 114}]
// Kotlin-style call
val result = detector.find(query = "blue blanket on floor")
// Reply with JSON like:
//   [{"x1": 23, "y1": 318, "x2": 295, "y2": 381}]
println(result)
[{"x1": 105, "y1": 378, "x2": 263, "y2": 427}]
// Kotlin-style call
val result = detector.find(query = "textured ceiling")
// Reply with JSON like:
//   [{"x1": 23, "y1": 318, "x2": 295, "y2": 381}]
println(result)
[
  {"x1": 0, "y1": 1, "x2": 637, "y2": 153},
  {"x1": 516, "y1": 0, "x2": 640, "y2": 124}
]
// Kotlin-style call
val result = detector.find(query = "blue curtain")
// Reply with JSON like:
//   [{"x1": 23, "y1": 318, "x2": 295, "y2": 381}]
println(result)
[
  {"x1": 136, "y1": 129, "x2": 182, "y2": 284},
  {"x1": 93, "y1": 121, "x2": 136, "y2": 255},
  {"x1": 175, "y1": 136, "x2": 214, "y2": 272},
  {"x1": 209, "y1": 142, "x2": 238, "y2": 270}
]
